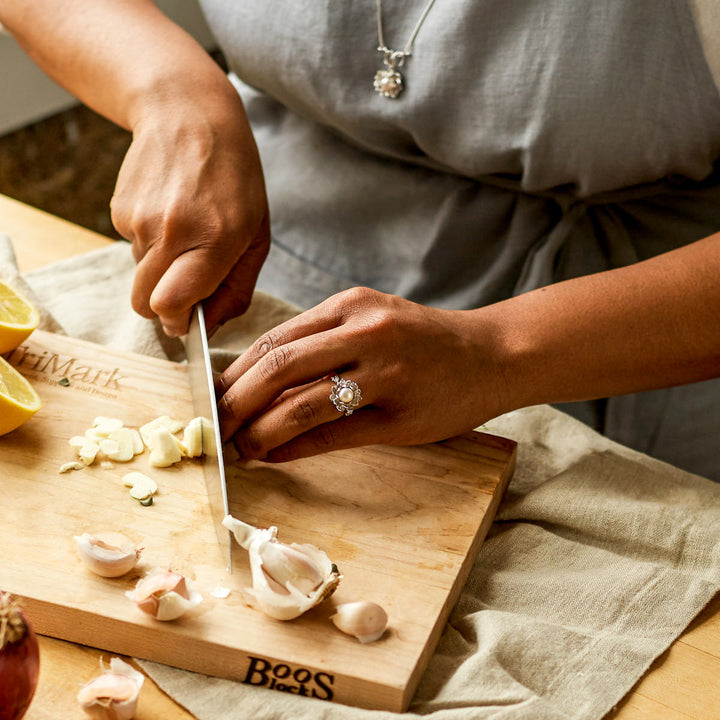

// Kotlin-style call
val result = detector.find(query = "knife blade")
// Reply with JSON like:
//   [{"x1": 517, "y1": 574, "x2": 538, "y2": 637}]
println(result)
[{"x1": 185, "y1": 304, "x2": 233, "y2": 573}]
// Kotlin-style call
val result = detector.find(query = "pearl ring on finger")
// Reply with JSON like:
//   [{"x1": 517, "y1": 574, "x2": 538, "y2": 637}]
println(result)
[{"x1": 329, "y1": 375, "x2": 362, "y2": 416}]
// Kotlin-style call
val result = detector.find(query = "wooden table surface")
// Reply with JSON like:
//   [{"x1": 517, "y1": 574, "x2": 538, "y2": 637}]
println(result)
[{"x1": 2, "y1": 192, "x2": 719, "y2": 720}]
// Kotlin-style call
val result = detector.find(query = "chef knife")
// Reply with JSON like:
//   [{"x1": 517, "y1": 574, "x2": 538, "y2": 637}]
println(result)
[{"x1": 185, "y1": 303, "x2": 233, "y2": 573}]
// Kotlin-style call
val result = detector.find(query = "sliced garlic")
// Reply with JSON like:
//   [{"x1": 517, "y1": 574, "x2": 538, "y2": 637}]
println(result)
[
  {"x1": 75, "y1": 532, "x2": 142, "y2": 578},
  {"x1": 100, "y1": 428, "x2": 137, "y2": 462},
  {"x1": 77, "y1": 656, "x2": 144, "y2": 720},
  {"x1": 125, "y1": 568, "x2": 202, "y2": 621},
  {"x1": 79, "y1": 441, "x2": 100, "y2": 466},
  {"x1": 59, "y1": 461, "x2": 83, "y2": 473},
  {"x1": 223, "y1": 514, "x2": 342, "y2": 621},
  {"x1": 181, "y1": 416, "x2": 214, "y2": 458},
  {"x1": 92, "y1": 416, "x2": 126, "y2": 433},
  {"x1": 146, "y1": 426, "x2": 184, "y2": 467},
  {"x1": 139, "y1": 416, "x2": 184, "y2": 447},
  {"x1": 331, "y1": 601, "x2": 388, "y2": 643},
  {"x1": 122, "y1": 471, "x2": 157, "y2": 501}
]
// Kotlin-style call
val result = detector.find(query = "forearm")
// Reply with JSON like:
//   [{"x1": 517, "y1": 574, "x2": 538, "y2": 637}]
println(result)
[
  {"x1": 0, "y1": 0, "x2": 236, "y2": 131},
  {"x1": 479, "y1": 232, "x2": 720, "y2": 411}
]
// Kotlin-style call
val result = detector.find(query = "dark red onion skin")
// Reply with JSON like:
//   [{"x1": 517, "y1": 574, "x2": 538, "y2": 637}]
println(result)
[{"x1": 0, "y1": 593, "x2": 40, "y2": 720}]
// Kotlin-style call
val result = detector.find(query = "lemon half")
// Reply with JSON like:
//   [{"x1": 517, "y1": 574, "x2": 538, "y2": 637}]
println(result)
[
  {"x1": 0, "y1": 281, "x2": 40, "y2": 354},
  {"x1": 0, "y1": 355, "x2": 42, "y2": 435}
]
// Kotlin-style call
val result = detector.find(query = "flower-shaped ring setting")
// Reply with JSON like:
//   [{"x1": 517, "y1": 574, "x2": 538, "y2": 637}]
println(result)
[{"x1": 329, "y1": 375, "x2": 363, "y2": 416}]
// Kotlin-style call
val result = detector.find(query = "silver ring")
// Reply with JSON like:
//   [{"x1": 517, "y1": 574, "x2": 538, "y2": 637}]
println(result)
[{"x1": 329, "y1": 375, "x2": 362, "y2": 416}]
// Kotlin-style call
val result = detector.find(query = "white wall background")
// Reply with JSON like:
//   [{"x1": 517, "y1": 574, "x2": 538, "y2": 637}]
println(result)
[{"x1": 0, "y1": 0, "x2": 216, "y2": 137}]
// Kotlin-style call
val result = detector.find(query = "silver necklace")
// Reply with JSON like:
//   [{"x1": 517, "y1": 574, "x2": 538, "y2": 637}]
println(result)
[{"x1": 374, "y1": 0, "x2": 439, "y2": 99}]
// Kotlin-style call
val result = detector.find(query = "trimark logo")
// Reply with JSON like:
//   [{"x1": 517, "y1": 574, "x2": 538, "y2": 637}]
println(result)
[{"x1": 3, "y1": 345, "x2": 126, "y2": 391}]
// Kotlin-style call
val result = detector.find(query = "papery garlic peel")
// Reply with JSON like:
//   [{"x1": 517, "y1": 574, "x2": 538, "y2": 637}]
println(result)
[
  {"x1": 223, "y1": 514, "x2": 341, "y2": 621},
  {"x1": 125, "y1": 569, "x2": 202, "y2": 621},
  {"x1": 77, "y1": 657, "x2": 144, "y2": 720},
  {"x1": 74, "y1": 532, "x2": 142, "y2": 578}
]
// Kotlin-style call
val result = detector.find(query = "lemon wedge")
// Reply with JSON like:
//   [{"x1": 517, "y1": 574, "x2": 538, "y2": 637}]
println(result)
[
  {"x1": 0, "y1": 281, "x2": 40, "y2": 353},
  {"x1": 0, "y1": 355, "x2": 42, "y2": 435}
]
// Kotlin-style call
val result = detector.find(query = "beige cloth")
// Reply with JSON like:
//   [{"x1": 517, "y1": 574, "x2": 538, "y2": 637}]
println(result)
[{"x1": 3, "y1": 235, "x2": 719, "y2": 720}]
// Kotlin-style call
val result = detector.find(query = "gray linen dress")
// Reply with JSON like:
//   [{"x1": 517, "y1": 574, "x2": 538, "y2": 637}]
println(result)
[{"x1": 197, "y1": 0, "x2": 720, "y2": 480}]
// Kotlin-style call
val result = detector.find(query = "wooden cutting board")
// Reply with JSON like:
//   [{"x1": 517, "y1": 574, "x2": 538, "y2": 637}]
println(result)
[{"x1": 0, "y1": 330, "x2": 516, "y2": 712}]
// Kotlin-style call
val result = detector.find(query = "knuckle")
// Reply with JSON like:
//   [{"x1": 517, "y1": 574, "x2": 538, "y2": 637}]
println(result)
[
  {"x1": 289, "y1": 397, "x2": 318, "y2": 426},
  {"x1": 232, "y1": 430, "x2": 264, "y2": 460},
  {"x1": 258, "y1": 344, "x2": 293, "y2": 382}
]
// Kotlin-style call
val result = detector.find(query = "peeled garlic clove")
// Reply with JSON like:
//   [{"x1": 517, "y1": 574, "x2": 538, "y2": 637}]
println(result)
[
  {"x1": 75, "y1": 532, "x2": 142, "y2": 578},
  {"x1": 331, "y1": 601, "x2": 388, "y2": 643},
  {"x1": 125, "y1": 569, "x2": 202, "y2": 621},
  {"x1": 223, "y1": 514, "x2": 342, "y2": 621},
  {"x1": 77, "y1": 656, "x2": 144, "y2": 720},
  {"x1": 181, "y1": 417, "x2": 214, "y2": 458},
  {"x1": 147, "y1": 426, "x2": 183, "y2": 467},
  {"x1": 122, "y1": 471, "x2": 157, "y2": 501}
]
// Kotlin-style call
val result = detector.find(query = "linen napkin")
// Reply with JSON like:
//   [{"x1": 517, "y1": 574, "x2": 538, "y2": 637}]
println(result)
[{"x1": 4, "y1": 234, "x2": 719, "y2": 720}]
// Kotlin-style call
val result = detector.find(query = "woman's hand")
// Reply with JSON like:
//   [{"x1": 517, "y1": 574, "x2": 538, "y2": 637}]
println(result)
[
  {"x1": 0, "y1": 0, "x2": 270, "y2": 338},
  {"x1": 111, "y1": 91, "x2": 270, "y2": 337},
  {"x1": 217, "y1": 287, "x2": 511, "y2": 462}
]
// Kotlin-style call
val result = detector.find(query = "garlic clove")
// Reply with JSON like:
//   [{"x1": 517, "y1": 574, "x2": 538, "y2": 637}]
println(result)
[
  {"x1": 75, "y1": 532, "x2": 142, "y2": 578},
  {"x1": 122, "y1": 471, "x2": 157, "y2": 501},
  {"x1": 146, "y1": 426, "x2": 183, "y2": 467},
  {"x1": 77, "y1": 657, "x2": 144, "y2": 720},
  {"x1": 331, "y1": 600, "x2": 388, "y2": 643},
  {"x1": 181, "y1": 416, "x2": 214, "y2": 458},
  {"x1": 223, "y1": 514, "x2": 341, "y2": 621},
  {"x1": 125, "y1": 568, "x2": 202, "y2": 621}
]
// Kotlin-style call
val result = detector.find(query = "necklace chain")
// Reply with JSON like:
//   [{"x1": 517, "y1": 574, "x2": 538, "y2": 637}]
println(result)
[{"x1": 374, "y1": 0, "x2": 439, "y2": 98}]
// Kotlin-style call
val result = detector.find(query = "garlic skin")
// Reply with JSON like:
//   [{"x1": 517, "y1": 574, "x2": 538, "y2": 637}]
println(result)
[
  {"x1": 331, "y1": 601, "x2": 388, "y2": 643},
  {"x1": 77, "y1": 657, "x2": 144, "y2": 720},
  {"x1": 223, "y1": 514, "x2": 341, "y2": 621},
  {"x1": 125, "y1": 569, "x2": 202, "y2": 621},
  {"x1": 75, "y1": 533, "x2": 142, "y2": 578}
]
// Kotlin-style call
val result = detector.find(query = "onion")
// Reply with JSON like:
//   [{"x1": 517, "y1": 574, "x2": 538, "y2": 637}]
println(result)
[{"x1": 0, "y1": 591, "x2": 40, "y2": 720}]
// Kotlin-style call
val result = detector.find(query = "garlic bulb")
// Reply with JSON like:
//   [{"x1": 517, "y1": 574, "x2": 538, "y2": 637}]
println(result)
[
  {"x1": 223, "y1": 514, "x2": 341, "y2": 621},
  {"x1": 77, "y1": 657, "x2": 144, "y2": 720},
  {"x1": 125, "y1": 569, "x2": 202, "y2": 621},
  {"x1": 331, "y1": 601, "x2": 388, "y2": 643},
  {"x1": 75, "y1": 533, "x2": 142, "y2": 578}
]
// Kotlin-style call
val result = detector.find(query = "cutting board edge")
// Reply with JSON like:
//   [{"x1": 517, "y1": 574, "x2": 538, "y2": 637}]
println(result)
[
  {"x1": 400, "y1": 439, "x2": 516, "y2": 707},
  {"x1": 21, "y1": 593, "x2": 410, "y2": 712}
]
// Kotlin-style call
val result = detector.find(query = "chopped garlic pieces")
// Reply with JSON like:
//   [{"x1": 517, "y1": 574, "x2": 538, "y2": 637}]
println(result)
[
  {"x1": 123, "y1": 471, "x2": 158, "y2": 500},
  {"x1": 59, "y1": 461, "x2": 83, "y2": 473},
  {"x1": 139, "y1": 415, "x2": 184, "y2": 447},
  {"x1": 147, "y1": 426, "x2": 184, "y2": 467}
]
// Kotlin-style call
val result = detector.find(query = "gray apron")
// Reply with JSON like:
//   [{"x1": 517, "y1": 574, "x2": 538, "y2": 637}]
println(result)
[{"x1": 198, "y1": 0, "x2": 720, "y2": 479}]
